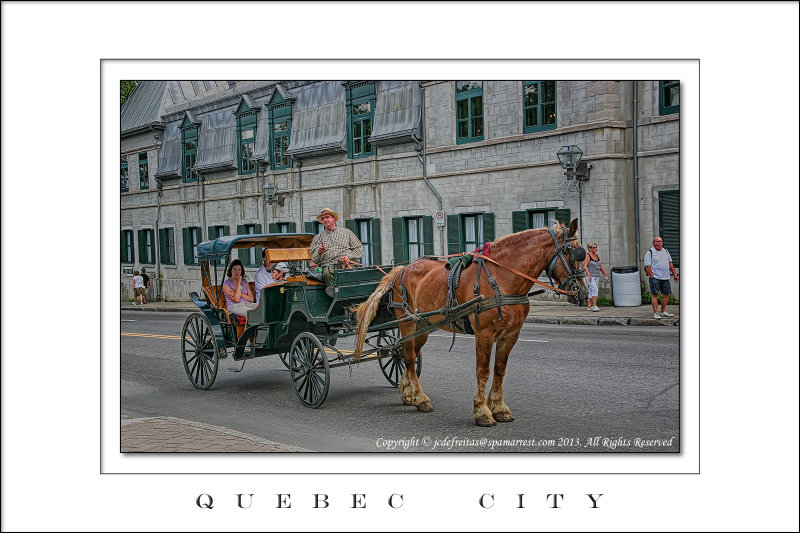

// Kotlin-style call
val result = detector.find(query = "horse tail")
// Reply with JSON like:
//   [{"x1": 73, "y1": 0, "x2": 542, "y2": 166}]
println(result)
[{"x1": 354, "y1": 266, "x2": 405, "y2": 361}]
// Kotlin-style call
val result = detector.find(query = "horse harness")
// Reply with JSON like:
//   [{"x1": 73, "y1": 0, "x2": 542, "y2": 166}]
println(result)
[{"x1": 544, "y1": 228, "x2": 587, "y2": 298}]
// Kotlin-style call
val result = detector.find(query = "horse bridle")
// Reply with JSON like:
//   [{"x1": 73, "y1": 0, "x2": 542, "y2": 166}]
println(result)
[{"x1": 545, "y1": 228, "x2": 587, "y2": 297}]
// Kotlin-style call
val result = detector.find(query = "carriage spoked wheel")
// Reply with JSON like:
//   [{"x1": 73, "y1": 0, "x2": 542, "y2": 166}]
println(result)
[
  {"x1": 376, "y1": 328, "x2": 421, "y2": 388},
  {"x1": 288, "y1": 332, "x2": 330, "y2": 408},
  {"x1": 278, "y1": 352, "x2": 291, "y2": 370},
  {"x1": 181, "y1": 313, "x2": 219, "y2": 390}
]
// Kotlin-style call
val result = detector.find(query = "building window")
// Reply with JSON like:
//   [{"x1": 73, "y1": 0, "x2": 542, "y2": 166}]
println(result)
[
  {"x1": 447, "y1": 212, "x2": 496, "y2": 254},
  {"x1": 137, "y1": 229, "x2": 155, "y2": 264},
  {"x1": 511, "y1": 208, "x2": 570, "y2": 233},
  {"x1": 304, "y1": 221, "x2": 324, "y2": 234},
  {"x1": 121, "y1": 230, "x2": 134, "y2": 263},
  {"x1": 269, "y1": 222, "x2": 295, "y2": 234},
  {"x1": 658, "y1": 190, "x2": 680, "y2": 267},
  {"x1": 138, "y1": 152, "x2": 149, "y2": 190},
  {"x1": 343, "y1": 81, "x2": 376, "y2": 158},
  {"x1": 523, "y1": 81, "x2": 557, "y2": 133},
  {"x1": 345, "y1": 218, "x2": 381, "y2": 265},
  {"x1": 121, "y1": 156, "x2": 128, "y2": 192},
  {"x1": 159, "y1": 227, "x2": 176, "y2": 265},
  {"x1": 659, "y1": 81, "x2": 679, "y2": 115},
  {"x1": 455, "y1": 81, "x2": 483, "y2": 144},
  {"x1": 406, "y1": 217, "x2": 425, "y2": 261},
  {"x1": 183, "y1": 227, "x2": 202, "y2": 266},
  {"x1": 267, "y1": 89, "x2": 293, "y2": 170},
  {"x1": 181, "y1": 117, "x2": 199, "y2": 183},
  {"x1": 235, "y1": 102, "x2": 258, "y2": 175},
  {"x1": 208, "y1": 225, "x2": 229, "y2": 240},
  {"x1": 237, "y1": 224, "x2": 261, "y2": 268}
]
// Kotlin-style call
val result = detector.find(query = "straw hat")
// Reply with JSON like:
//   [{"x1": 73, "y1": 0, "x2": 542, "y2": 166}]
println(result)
[{"x1": 316, "y1": 207, "x2": 339, "y2": 223}]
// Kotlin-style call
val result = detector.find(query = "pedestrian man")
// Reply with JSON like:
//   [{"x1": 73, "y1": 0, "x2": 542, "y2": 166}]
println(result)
[
  {"x1": 308, "y1": 207, "x2": 363, "y2": 297},
  {"x1": 140, "y1": 267, "x2": 150, "y2": 304},
  {"x1": 644, "y1": 236, "x2": 679, "y2": 319}
]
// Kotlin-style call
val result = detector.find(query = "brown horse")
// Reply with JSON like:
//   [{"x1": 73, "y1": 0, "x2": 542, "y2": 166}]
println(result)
[{"x1": 355, "y1": 218, "x2": 589, "y2": 426}]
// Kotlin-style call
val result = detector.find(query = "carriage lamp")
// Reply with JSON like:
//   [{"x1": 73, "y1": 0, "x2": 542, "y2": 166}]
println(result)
[{"x1": 263, "y1": 182, "x2": 278, "y2": 200}]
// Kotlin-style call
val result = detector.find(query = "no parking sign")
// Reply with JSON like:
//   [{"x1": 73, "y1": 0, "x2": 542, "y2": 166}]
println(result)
[{"x1": 434, "y1": 210, "x2": 445, "y2": 227}]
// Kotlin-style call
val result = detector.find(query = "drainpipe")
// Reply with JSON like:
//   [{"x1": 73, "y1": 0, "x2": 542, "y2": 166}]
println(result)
[
  {"x1": 413, "y1": 82, "x2": 444, "y2": 254},
  {"x1": 633, "y1": 81, "x2": 642, "y2": 272},
  {"x1": 296, "y1": 159, "x2": 303, "y2": 229},
  {"x1": 155, "y1": 176, "x2": 163, "y2": 301},
  {"x1": 200, "y1": 174, "x2": 207, "y2": 241}
]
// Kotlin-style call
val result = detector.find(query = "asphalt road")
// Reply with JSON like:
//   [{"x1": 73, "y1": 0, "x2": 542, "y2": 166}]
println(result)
[{"x1": 120, "y1": 311, "x2": 680, "y2": 453}]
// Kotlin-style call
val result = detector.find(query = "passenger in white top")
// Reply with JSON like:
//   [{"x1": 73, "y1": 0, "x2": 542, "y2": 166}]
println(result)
[{"x1": 254, "y1": 249, "x2": 275, "y2": 304}]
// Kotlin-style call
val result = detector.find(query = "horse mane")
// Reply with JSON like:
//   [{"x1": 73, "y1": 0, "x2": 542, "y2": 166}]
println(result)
[{"x1": 491, "y1": 223, "x2": 562, "y2": 253}]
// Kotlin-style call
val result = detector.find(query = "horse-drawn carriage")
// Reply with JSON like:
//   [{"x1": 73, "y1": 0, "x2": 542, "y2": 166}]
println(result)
[
  {"x1": 181, "y1": 220, "x2": 589, "y2": 425},
  {"x1": 180, "y1": 232, "x2": 415, "y2": 407}
]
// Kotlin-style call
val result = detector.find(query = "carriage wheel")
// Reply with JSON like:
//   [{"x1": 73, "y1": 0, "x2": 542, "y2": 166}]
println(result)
[
  {"x1": 278, "y1": 352, "x2": 291, "y2": 370},
  {"x1": 377, "y1": 329, "x2": 422, "y2": 387},
  {"x1": 288, "y1": 332, "x2": 330, "y2": 408},
  {"x1": 181, "y1": 313, "x2": 219, "y2": 390}
]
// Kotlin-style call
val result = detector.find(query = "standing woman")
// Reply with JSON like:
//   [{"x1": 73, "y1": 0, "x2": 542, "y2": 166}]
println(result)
[
  {"x1": 584, "y1": 242, "x2": 609, "y2": 311},
  {"x1": 222, "y1": 259, "x2": 258, "y2": 317}
]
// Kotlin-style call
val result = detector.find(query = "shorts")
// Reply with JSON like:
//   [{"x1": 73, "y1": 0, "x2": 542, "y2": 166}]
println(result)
[
  {"x1": 134, "y1": 287, "x2": 146, "y2": 297},
  {"x1": 588, "y1": 278, "x2": 599, "y2": 298},
  {"x1": 648, "y1": 278, "x2": 672, "y2": 296}
]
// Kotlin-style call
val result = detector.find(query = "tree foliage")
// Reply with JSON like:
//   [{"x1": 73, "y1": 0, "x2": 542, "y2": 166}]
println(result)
[{"x1": 121, "y1": 81, "x2": 138, "y2": 107}]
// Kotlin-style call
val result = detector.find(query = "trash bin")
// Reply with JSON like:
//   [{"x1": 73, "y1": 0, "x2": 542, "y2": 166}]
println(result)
[{"x1": 611, "y1": 266, "x2": 641, "y2": 307}]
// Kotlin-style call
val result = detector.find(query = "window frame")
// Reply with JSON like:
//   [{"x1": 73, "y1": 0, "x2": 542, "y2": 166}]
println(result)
[
  {"x1": 159, "y1": 227, "x2": 176, "y2": 265},
  {"x1": 235, "y1": 105, "x2": 258, "y2": 175},
  {"x1": 659, "y1": 81, "x2": 680, "y2": 115},
  {"x1": 120, "y1": 155, "x2": 129, "y2": 192},
  {"x1": 461, "y1": 213, "x2": 485, "y2": 251},
  {"x1": 238, "y1": 223, "x2": 261, "y2": 268},
  {"x1": 138, "y1": 152, "x2": 149, "y2": 190},
  {"x1": 343, "y1": 81, "x2": 376, "y2": 159},
  {"x1": 138, "y1": 228, "x2": 155, "y2": 264},
  {"x1": 183, "y1": 226, "x2": 203, "y2": 266},
  {"x1": 455, "y1": 81, "x2": 484, "y2": 144},
  {"x1": 406, "y1": 217, "x2": 425, "y2": 262},
  {"x1": 121, "y1": 229, "x2": 134, "y2": 263},
  {"x1": 267, "y1": 90, "x2": 293, "y2": 171},
  {"x1": 522, "y1": 81, "x2": 557, "y2": 133},
  {"x1": 180, "y1": 117, "x2": 199, "y2": 183}
]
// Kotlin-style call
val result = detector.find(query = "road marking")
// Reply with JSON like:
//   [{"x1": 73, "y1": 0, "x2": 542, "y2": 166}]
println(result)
[
  {"x1": 122, "y1": 332, "x2": 181, "y2": 340},
  {"x1": 121, "y1": 319, "x2": 137, "y2": 322},
  {"x1": 428, "y1": 333, "x2": 547, "y2": 343}
]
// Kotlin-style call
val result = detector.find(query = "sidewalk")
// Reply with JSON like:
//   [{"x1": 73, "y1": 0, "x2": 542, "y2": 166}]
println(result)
[
  {"x1": 121, "y1": 299, "x2": 679, "y2": 326},
  {"x1": 121, "y1": 416, "x2": 311, "y2": 452}
]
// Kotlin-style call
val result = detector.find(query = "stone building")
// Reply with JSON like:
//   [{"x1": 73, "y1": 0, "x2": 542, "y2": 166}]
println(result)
[{"x1": 120, "y1": 80, "x2": 680, "y2": 302}]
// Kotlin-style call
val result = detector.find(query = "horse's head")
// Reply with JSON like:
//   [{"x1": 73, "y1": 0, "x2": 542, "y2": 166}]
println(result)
[{"x1": 550, "y1": 218, "x2": 589, "y2": 307}]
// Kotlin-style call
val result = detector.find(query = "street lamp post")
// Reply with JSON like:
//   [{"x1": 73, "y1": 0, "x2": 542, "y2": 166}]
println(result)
[{"x1": 556, "y1": 145, "x2": 591, "y2": 242}]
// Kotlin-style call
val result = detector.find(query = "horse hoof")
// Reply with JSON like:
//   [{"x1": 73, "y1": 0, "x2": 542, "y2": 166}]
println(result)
[
  {"x1": 475, "y1": 415, "x2": 497, "y2": 427},
  {"x1": 494, "y1": 412, "x2": 515, "y2": 423},
  {"x1": 417, "y1": 401, "x2": 435, "y2": 413}
]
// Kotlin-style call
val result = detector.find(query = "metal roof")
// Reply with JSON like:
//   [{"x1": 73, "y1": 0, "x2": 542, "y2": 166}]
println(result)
[
  {"x1": 197, "y1": 233, "x2": 315, "y2": 259},
  {"x1": 369, "y1": 81, "x2": 422, "y2": 145},
  {"x1": 286, "y1": 81, "x2": 347, "y2": 158},
  {"x1": 120, "y1": 81, "x2": 168, "y2": 135}
]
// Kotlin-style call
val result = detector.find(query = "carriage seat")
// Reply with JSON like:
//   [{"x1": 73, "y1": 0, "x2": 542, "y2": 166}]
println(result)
[{"x1": 203, "y1": 284, "x2": 247, "y2": 338}]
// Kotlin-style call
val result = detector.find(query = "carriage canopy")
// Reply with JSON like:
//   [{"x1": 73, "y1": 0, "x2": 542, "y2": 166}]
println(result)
[{"x1": 196, "y1": 233, "x2": 316, "y2": 261}]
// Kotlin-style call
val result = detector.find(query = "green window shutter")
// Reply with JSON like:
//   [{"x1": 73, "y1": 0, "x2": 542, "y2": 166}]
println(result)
[
  {"x1": 482, "y1": 212, "x2": 495, "y2": 242},
  {"x1": 137, "y1": 229, "x2": 146, "y2": 263},
  {"x1": 237, "y1": 225, "x2": 247, "y2": 263},
  {"x1": 222, "y1": 225, "x2": 229, "y2": 237},
  {"x1": 268, "y1": 223, "x2": 278, "y2": 233},
  {"x1": 288, "y1": 222, "x2": 296, "y2": 233},
  {"x1": 391, "y1": 217, "x2": 407, "y2": 263},
  {"x1": 447, "y1": 214, "x2": 462, "y2": 254},
  {"x1": 422, "y1": 216, "x2": 434, "y2": 256},
  {"x1": 304, "y1": 222, "x2": 315, "y2": 233},
  {"x1": 659, "y1": 190, "x2": 680, "y2": 267},
  {"x1": 555, "y1": 208, "x2": 571, "y2": 227},
  {"x1": 344, "y1": 219, "x2": 357, "y2": 232},
  {"x1": 370, "y1": 218, "x2": 382, "y2": 264},
  {"x1": 512, "y1": 211, "x2": 528, "y2": 232},
  {"x1": 208, "y1": 226, "x2": 217, "y2": 240},
  {"x1": 158, "y1": 229, "x2": 166, "y2": 262},
  {"x1": 121, "y1": 231, "x2": 126, "y2": 262},
  {"x1": 182, "y1": 228, "x2": 193, "y2": 265}
]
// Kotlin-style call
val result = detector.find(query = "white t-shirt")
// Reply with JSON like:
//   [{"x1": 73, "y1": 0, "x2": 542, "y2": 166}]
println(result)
[
  {"x1": 133, "y1": 275, "x2": 144, "y2": 288},
  {"x1": 643, "y1": 247, "x2": 673, "y2": 280},
  {"x1": 254, "y1": 266, "x2": 275, "y2": 303}
]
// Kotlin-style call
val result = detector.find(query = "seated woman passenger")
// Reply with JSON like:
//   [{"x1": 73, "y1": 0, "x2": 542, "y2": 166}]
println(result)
[{"x1": 222, "y1": 259, "x2": 258, "y2": 317}]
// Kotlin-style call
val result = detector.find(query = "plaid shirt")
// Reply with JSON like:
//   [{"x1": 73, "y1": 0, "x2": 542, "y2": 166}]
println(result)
[{"x1": 309, "y1": 225, "x2": 363, "y2": 267}]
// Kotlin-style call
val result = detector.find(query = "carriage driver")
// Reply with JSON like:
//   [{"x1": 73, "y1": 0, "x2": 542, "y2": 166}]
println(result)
[{"x1": 309, "y1": 207, "x2": 363, "y2": 297}]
